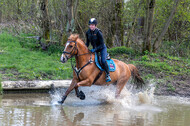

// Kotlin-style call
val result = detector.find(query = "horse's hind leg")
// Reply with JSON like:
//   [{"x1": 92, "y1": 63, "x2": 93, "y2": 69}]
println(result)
[{"x1": 115, "y1": 78, "x2": 129, "y2": 98}]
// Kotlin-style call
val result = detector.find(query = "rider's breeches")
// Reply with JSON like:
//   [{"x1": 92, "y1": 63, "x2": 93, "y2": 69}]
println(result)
[{"x1": 100, "y1": 47, "x2": 110, "y2": 75}]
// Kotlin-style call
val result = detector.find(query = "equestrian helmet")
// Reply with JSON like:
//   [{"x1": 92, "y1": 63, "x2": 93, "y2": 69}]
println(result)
[{"x1": 89, "y1": 18, "x2": 97, "y2": 25}]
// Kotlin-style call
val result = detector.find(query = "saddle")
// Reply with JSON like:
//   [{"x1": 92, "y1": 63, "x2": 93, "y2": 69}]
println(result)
[{"x1": 95, "y1": 52, "x2": 116, "y2": 72}]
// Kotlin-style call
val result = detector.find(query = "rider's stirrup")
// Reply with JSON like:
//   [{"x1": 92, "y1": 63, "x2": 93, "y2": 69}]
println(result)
[{"x1": 106, "y1": 75, "x2": 111, "y2": 82}]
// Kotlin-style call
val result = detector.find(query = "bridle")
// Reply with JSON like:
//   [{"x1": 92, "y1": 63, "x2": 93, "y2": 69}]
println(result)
[
  {"x1": 62, "y1": 40, "x2": 93, "y2": 81},
  {"x1": 62, "y1": 41, "x2": 78, "y2": 60},
  {"x1": 62, "y1": 41, "x2": 93, "y2": 58}
]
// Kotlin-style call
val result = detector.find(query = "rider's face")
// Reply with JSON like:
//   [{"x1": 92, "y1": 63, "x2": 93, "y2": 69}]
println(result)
[{"x1": 89, "y1": 24, "x2": 96, "y2": 31}]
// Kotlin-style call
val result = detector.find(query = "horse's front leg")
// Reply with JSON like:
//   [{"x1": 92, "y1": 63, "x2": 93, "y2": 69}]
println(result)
[
  {"x1": 75, "y1": 87, "x2": 85, "y2": 100},
  {"x1": 58, "y1": 79, "x2": 77, "y2": 104},
  {"x1": 58, "y1": 78, "x2": 91, "y2": 104}
]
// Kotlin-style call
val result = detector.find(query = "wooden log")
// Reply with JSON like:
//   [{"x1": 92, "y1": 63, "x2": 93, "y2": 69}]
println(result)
[{"x1": 2, "y1": 80, "x2": 72, "y2": 90}]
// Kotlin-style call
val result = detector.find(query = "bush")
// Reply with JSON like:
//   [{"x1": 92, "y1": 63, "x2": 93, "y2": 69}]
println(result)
[
  {"x1": 167, "y1": 83, "x2": 175, "y2": 91},
  {"x1": 108, "y1": 46, "x2": 135, "y2": 56},
  {"x1": 141, "y1": 55, "x2": 150, "y2": 61},
  {"x1": 150, "y1": 53, "x2": 159, "y2": 57},
  {"x1": 47, "y1": 44, "x2": 64, "y2": 55}
]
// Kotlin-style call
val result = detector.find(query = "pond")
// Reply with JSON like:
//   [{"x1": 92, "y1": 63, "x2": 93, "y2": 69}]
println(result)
[{"x1": 0, "y1": 85, "x2": 190, "y2": 126}]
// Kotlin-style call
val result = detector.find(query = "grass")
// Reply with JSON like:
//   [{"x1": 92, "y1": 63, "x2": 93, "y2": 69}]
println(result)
[
  {"x1": 111, "y1": 46, "x2": 189, "y2": 81},
  {"x1": 0, "y1": 33, "x2": 72, "y2": 81},
  {"x1": 0, "y1": 32, "x2": 189, "y2": 84},
  {"x1": 167, "y1": 83, "x2": 175, "y2": 92}
]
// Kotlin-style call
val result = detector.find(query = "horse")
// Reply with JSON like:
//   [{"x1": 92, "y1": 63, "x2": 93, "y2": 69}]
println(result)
[{"x1": 58, "y1": 34, "x2": 145, "y2": 104}]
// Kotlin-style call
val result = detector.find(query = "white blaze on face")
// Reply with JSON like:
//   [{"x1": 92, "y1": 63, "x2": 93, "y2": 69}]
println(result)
[
  {"x1": 65, "y1": 42, "x2": 70, "y2": 49},
  {"x1": 61, "y1": 54, "x2": 64, "y2": 61},
  {"x1": 61, "y1": 42, "x2": 70, "y2": 62}
]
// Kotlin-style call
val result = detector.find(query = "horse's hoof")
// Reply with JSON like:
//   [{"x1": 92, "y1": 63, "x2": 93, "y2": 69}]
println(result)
[
  {"x1": 57, "y1": 101, "x2": 63, "y2": 104},
  {"x1": 79, "y1": 91, "x2": 85, "y2": 100}
]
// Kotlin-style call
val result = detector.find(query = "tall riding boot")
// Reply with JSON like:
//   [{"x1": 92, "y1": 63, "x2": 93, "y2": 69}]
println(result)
[{"x1": 103, "y1": 62, "x2": 111, "y2": 82}]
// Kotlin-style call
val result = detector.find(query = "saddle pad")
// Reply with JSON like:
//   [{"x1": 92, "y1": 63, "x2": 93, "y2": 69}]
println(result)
[{"x1": 95, "y1": 53, "x2": 116, "y2": 72}]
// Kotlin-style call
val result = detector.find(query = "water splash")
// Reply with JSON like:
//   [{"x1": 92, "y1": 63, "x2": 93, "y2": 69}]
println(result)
[
  {"x1": 50, "y1": 81, "x2": 157, "y2": 108},
  {"x1": 50, "y1": 88, "x2": 66, "y2": 105}
]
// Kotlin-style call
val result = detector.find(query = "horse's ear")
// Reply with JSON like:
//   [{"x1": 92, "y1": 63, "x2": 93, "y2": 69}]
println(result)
[{"x1": 69, "y1": 34, "x2": 79, "y2": 41}]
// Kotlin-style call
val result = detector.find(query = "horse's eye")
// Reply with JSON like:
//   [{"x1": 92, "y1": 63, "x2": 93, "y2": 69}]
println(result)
[{"x1": 69, "y1": 45, "x2": 73, "y2": 48}]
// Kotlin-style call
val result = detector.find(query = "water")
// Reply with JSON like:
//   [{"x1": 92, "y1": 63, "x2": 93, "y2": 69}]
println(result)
[{"x1": 0, "y1": 85, "x2": 190, "y2": 126}]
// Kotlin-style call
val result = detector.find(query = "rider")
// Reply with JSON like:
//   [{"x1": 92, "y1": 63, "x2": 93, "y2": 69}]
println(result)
[{"x1": 86, "y1": 18, "x2": 111, "y2": 82}]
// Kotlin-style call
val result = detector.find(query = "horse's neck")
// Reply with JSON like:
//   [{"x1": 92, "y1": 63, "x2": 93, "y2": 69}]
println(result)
[{"x1": 75, "y1": 43, "x2": 91, "y2": 68}]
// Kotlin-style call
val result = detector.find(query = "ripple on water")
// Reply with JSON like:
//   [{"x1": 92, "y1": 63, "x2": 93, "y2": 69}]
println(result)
[{"x1": 1, "y1": 82, "x2": 190, "y2": 126}]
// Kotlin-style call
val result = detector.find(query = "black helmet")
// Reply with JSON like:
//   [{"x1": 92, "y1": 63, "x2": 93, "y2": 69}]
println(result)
[{"x1": 89, "y1": 18, "x2": 97, "y2": 25}]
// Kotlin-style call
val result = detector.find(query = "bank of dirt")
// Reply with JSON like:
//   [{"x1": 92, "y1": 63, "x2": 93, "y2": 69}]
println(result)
[
  {"x1": 113, "y1": 53, "x2": 190, "y2": 97},
  {"x1": 137, "y1": 64, "x2": 190, "y2": 97}
]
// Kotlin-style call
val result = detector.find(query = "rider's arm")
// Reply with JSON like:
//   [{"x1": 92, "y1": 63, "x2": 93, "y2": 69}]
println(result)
[
  {"x1": 94, "y1": 31, "x2": 104, "y2": 51},
  {"x1": 85, "y1": 32, "x2": 89, "y2": 47}
]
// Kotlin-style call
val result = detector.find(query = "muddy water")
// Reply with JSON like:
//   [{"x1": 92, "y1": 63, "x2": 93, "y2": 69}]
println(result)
[{"x1": 0, "y1": 85, "x2": 190, "y2": 126}]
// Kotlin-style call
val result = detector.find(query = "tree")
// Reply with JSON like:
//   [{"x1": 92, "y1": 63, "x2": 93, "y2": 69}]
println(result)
[
  {"x1": 153, "y1": 0, "x2": 180, "y2": 52},
  {"x1": 66, "y1": 0, "x2": 74, "y2": 35},
  {"x1": 0, "y1": 5, "x2": 2, "y2": 23},
  {"x1": 126, "y1": 0, "x2": 143, "y2": 47},
  {"x1": 30, "y1": 0, "x2": 36, "y2": 19},
  {"x1": 106, "y1": 0, "x2": 115, "y2": 48},
  {"x1": 40, "y1": 0, "x2": 50, "y2": 42},
  {"x1": 142, "y1": 0, "x2": 155, "y2": 53},
  {"x1": 114, "y1": 0, "x2": 124, "y2": 46}
]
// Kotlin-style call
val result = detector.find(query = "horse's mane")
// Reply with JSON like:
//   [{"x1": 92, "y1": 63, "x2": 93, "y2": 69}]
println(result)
[{"x1": 68, "y1": 34, "x2": 88, "y2": 48}]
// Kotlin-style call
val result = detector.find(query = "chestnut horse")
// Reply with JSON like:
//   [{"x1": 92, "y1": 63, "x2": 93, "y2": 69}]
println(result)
[{"x1": 58, "y1": 34, "x2": 144, "y2": 104}]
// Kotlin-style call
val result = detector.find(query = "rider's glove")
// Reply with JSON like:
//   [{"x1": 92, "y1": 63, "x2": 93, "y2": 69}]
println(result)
[{"x1": 90, "y1": 49, "x2": 96, "y2": 53}]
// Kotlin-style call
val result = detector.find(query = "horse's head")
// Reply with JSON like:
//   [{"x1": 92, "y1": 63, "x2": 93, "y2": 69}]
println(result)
[{"x1": 60, "y1": 34, "x2": 79, "y2": 63}]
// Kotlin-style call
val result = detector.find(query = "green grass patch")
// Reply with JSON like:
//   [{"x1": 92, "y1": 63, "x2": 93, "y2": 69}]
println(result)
[
  {"x1": 167, "y1": 83, "x2": 175, "y2": 92},
  {"x1": 0, "y1": 33, "x2": 72, "y2": 81}
]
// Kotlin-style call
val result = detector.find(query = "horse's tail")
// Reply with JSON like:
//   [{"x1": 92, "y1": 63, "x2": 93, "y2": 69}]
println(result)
[{"x1": 128, "y1": 64, "x2": 145, "y2": 88}]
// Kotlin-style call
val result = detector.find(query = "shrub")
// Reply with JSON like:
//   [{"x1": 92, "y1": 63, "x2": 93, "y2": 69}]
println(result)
[
  {"x1": 141, "y1": 55, "x2": 150, "y2": 61},
  {"x1": 108, "y1": 46, "x2": 135, "y2": 56},
  {"x1": 167, "y1": 83, "x2": 175, "y2": 91}
]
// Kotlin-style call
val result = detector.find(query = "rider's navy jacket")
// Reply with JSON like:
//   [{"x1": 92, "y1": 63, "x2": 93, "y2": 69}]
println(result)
[{"x1": 86, "y1": 28, "x2": 106, "y2": 52}]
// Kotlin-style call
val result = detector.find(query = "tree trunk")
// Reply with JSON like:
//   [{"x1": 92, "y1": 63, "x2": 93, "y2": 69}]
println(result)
[
  {"x1": 0, "y1": 6, "x2": 2, "y2": 23},
  {"x1": 30, "y1": 0, "x2": 35, "y2": 19},
  {"x1": 66, "y1": 0, "x2": 74, "y2": 35},
  {"x1": 16, "y1": 0, "x2": 22, "y2": 21},
  {"x1": 153, "y1": 0, "x2": 179, "y2": 53},
  {"x1": 40, "y1": 0, "x2": 50, "y2": 42},
  {"x1": 126, "y1": 0, "x2": 143, "y2": 47},
  {"x1": 106, "y1": 0, "x2": 115, "y2": 48},
  {"x1": 142, "y1": 0, "x2": 155, "y2": 53},
  {"x1": 17, "y1": 0, "x2": 22, "y2": 15},
  {"x1": 115, "y1": 0, "x2": 124, "y2": 46}
]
